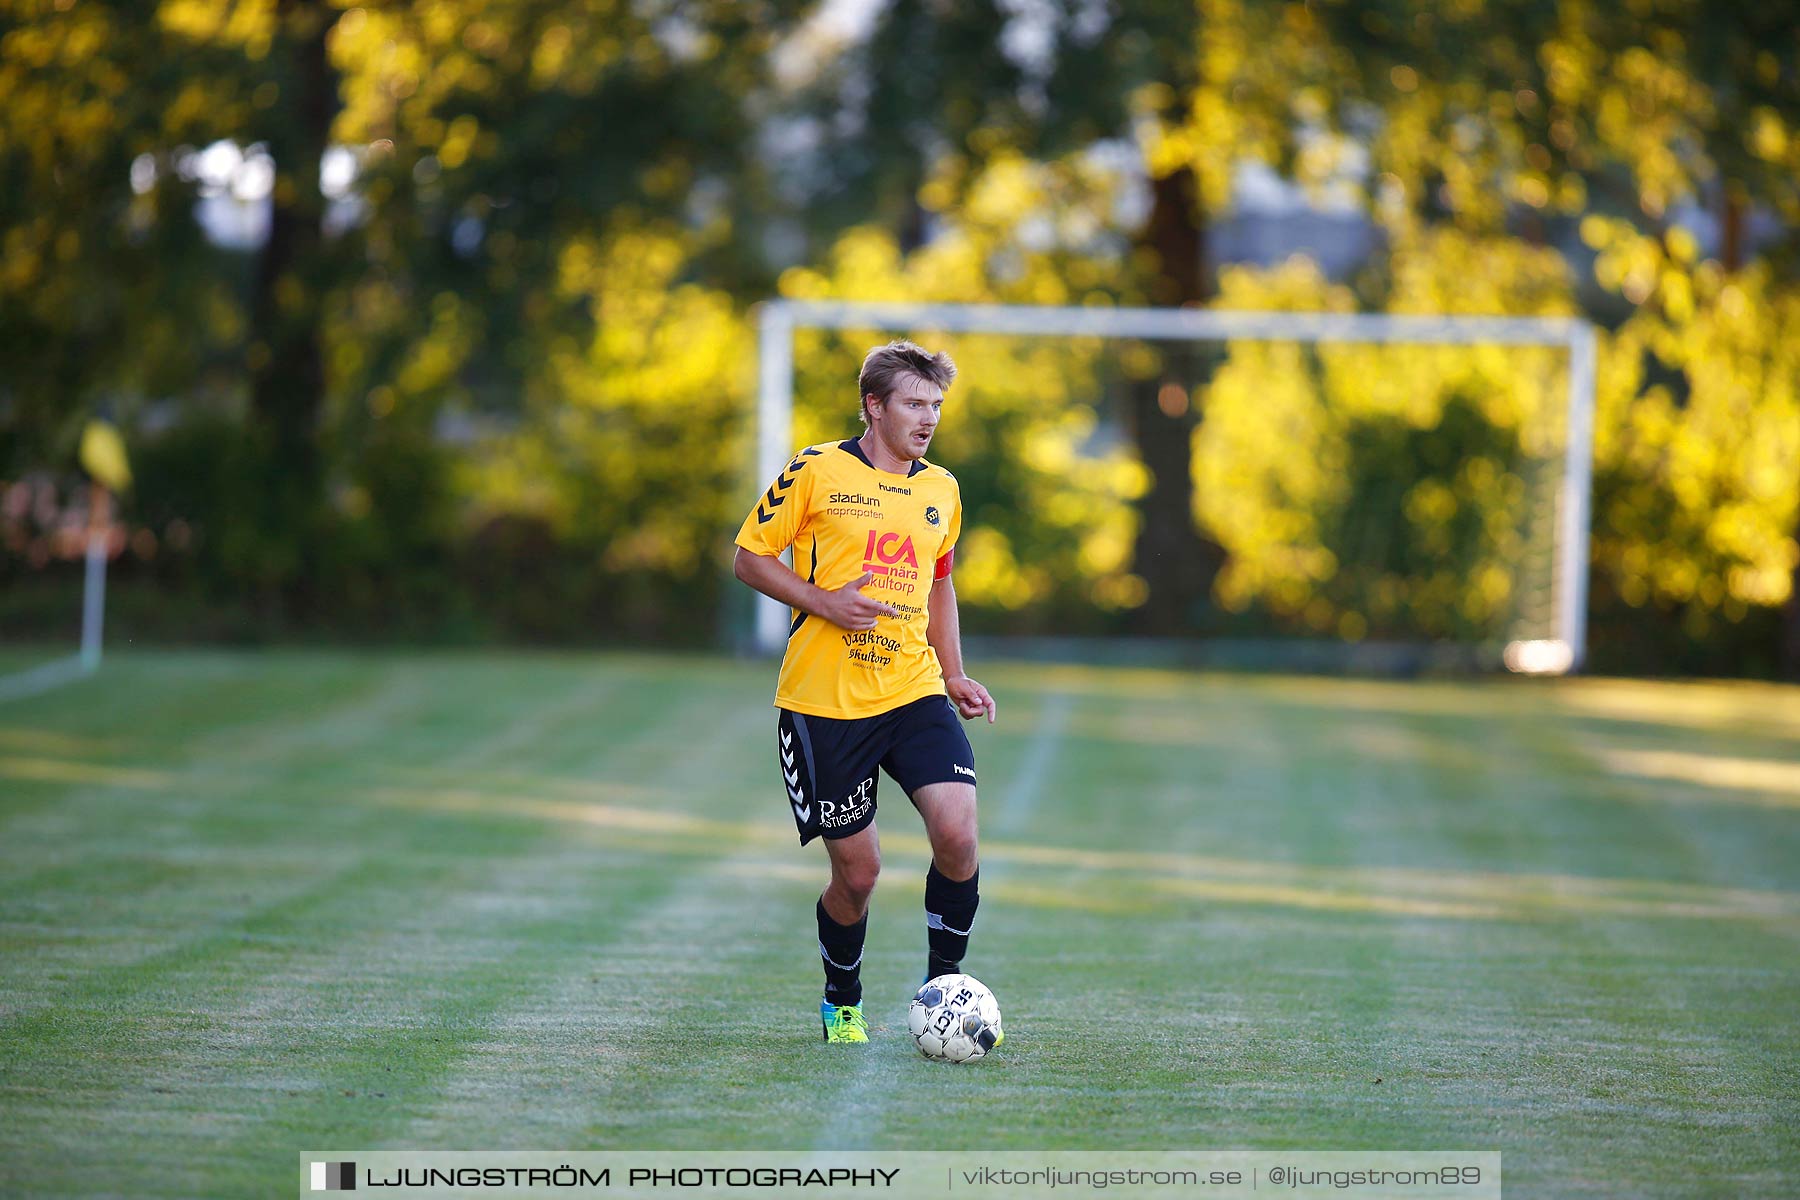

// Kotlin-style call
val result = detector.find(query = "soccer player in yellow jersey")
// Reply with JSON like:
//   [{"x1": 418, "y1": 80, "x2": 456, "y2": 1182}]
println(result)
[{"x1": 734, "y1": 340, "x2": 997, "y2": 1045}]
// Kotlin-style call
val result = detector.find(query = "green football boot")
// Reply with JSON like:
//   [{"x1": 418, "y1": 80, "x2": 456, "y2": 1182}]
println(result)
[{"x1": 820, "y1": 999, "x2": 869, "y2": 1043}]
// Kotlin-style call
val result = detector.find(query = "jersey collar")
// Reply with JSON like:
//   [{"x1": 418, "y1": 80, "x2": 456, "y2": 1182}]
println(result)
[{"x1": 839, "y1": 438, "x2": 927, "y2": 477}]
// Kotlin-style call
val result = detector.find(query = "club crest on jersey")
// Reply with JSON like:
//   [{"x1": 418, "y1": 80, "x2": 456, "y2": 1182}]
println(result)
[{"x1": 925, "y1": 506, "x2": 940, "y2": 526}]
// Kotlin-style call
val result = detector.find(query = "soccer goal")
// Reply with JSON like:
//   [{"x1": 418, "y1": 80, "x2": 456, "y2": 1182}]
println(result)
[{"x1": 752, "y1": 299, "x2": 1596, "y2": 674}]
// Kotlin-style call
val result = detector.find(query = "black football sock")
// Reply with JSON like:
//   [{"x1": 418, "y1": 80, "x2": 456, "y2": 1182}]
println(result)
[
  {"x1": 924, "y1": 861, "x2": 979, "y2": 980},
  {"x1": 817, "y1": 896, "x2": 867, "y2": 1008}
]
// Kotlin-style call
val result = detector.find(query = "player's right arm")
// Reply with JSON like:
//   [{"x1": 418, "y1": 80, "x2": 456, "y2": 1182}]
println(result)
[{"x1": 733, "y1": 550, "x2": 897, "y2": 631}]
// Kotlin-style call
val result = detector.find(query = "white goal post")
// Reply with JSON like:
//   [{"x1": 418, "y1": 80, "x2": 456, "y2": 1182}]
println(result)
[{"x1": 754, "y1": 299, "x2": 1597, "y2": 673}]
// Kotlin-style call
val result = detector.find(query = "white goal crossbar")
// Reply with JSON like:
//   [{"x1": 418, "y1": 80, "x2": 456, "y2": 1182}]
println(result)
[{"x1": 755, "y1": 300, "x2": 1597, "y2": 671}]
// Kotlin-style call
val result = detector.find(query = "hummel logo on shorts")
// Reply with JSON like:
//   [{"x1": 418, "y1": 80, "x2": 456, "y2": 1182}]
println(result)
[{"x1": 953, "y1": 763, "x2": 976, "y2": 780}]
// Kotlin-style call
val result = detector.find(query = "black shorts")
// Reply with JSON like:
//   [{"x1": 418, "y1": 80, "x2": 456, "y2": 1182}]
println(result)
[{"x1": 777, "y1": 695, "x2": 977, "y2": 844}]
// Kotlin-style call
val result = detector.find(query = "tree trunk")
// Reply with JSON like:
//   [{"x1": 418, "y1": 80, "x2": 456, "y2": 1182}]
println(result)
[
  {"x1": 1731, "y1": 183, "x2": 1799, "y2": 679},
  {"x1": 1126, "y1": 166, "x2": 1227, "y2": 635},
  {"x1": 1720, "y1": 184, "x2": 1745, "y2": 272},
  {"x1": 244, "y1": 0, "x2": 338, "y2": 610}
]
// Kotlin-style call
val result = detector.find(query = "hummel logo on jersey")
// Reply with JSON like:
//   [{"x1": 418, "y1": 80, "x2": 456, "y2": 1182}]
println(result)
[
  {"x1": 877, "y1": 481, "x2": 912, "y2": 495},
  {"x1": 954, "y1": 763, "x2": 976, "y2": 780}
]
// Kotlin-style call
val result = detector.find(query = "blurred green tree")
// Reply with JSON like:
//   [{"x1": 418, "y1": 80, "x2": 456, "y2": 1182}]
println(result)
[
  {"x1": 2, "y1": 0, "x2": 804, "y2": 636},
  {"x1": 808, "y1": 0, "x2": 1799, "y2": 668},
  {"x1": 1293, "y1": 0, "x2": 1800, "y2": 671},
  {"x1": 3, "y1": 0, "x2": 1797, "y2": 673}
]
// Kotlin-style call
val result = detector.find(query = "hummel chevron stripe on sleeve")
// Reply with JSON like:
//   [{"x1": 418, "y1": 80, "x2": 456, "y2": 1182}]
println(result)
[{"x1": 755, "y1": 446, "x2": 821, "y2": 525}]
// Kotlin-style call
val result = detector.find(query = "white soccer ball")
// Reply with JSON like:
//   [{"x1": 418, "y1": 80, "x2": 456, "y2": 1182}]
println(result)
[{"x1": 907, "y1": 973, "x2": 1002, "y2": 1062}]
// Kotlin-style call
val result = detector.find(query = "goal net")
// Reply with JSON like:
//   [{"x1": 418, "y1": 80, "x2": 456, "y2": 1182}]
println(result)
[{"x1": 750, "y1": 300, "x2": 1596, "y2": 674}]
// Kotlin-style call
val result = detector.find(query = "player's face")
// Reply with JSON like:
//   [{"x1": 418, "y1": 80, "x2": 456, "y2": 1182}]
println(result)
[{"x1": 871, "y1": 382, "x2": 945, "y2": 462}]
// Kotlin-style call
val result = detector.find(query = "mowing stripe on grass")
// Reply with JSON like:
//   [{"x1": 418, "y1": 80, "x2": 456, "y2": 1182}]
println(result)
[
  {"x1": 386, "y1": 839, "x2": 814, "y2": 1149},
  {"x1": 0, "y1": 755, "x2": 175, "y2": 789},
  {"x1": 360, "y1": 784, "x2": 1800, "y2": 924},
  {"x1": 0, "y1": 668, "x2": 619, "y2": 990},
  {"x1": 5, "y1": 652, "x2": 1798, "y2": 1197},
  {"x1": 1, "y1": 663, "x2": 727, "y2": 1195},
  {"x1": 1591, "y1": 746, "x2": 1800, "y2": 806},
  {"x1": 12, "y1": 843, "x2": 703, "y2": 1196}
]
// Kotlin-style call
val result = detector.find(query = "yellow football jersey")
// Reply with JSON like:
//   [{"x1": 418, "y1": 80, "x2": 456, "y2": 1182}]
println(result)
[{"x1": 735, "y1": 439, "x2": 963, "y2": 720}]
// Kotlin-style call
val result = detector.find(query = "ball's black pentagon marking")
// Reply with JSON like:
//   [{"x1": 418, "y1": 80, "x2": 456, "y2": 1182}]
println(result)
[
  {"x1": 975, "y1": 1027, "x2": 998, "y2": 1051},
  {"x1": 918, "y1": 986, "x2": 944, "y2": 1007},
  {"x1": 961, "y1": 1013, "x2": 984, "y2": 1036}
]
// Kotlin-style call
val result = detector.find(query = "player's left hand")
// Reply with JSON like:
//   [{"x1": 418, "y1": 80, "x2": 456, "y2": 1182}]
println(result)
[{"x1": 945, "y1": 674, "x2": 996, "y2": 724}]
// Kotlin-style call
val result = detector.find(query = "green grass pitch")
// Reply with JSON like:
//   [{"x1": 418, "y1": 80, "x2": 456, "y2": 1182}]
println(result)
[{"x1": 1, "y1": 650, "x2": 1797, "y2": 1196}]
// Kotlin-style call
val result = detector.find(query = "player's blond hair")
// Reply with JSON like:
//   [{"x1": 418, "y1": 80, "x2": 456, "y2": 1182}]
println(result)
[{"x1": 857, "y1": 340, "x2": 956, "y2": 426}]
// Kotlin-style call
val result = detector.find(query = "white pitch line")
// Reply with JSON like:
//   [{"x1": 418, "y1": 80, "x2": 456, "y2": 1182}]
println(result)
[
  {"x1": 989, "y1": 692, "x2": 1071, "y2": 836},
  {"x1": 0, "y1": 655, "x2": 93, "y2": 705},
  {"x1": 798, "y1": 693, "x2": 1073, "y2": 1151}
]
